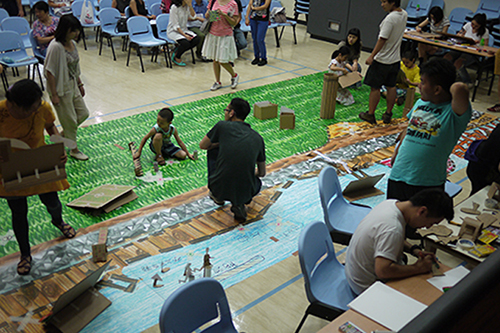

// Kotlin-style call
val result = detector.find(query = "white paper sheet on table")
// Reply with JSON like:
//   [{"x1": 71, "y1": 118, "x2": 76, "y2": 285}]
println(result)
[
  {"x1": 348, "y1": 281, "x2": 427, "y2": 331},
  {"x1": 427, "y1": 265, "x2": 470, "y2": 291}
]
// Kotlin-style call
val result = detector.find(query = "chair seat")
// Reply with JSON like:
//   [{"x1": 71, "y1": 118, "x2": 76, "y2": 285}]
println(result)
[
  {"x1": 101, "y1": 26, "x2": 129, "y2": 37},
  {"x1": 310, "y1": 260, "x2": 357, "y2": 310},
  {"x1": 0, "y1": 54, "x2": 38, "y2": 67},
  {"x1": 326, "y1": 203, "x2": 371, "y2": 235},
  {"x1": 82, "y1": 20, "x2": 101, "y2": 28},
  {"x1": 131, "y1": 36, "x2": 165, "y2": 47}
]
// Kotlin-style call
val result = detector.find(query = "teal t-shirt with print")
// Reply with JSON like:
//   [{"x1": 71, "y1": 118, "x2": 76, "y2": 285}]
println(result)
[{"x1": 389, "y1": 98, "x2": 471, "y2": 186}]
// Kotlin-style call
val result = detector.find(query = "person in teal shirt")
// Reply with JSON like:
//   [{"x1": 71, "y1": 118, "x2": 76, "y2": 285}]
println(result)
[{"x1": 388, "y1": 58, "x2": 471, "y2": 209}]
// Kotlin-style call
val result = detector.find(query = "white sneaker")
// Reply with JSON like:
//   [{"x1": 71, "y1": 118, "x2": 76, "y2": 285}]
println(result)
[
  {"x1": 70, "y1": 150, "x2": 89, "y2": 161},
  {"x1": 210, "y1": 82, "x2": 222, "y2": 91},
  {"x1": 231, "y1": 74, "x2": 239, "y2": 89}
]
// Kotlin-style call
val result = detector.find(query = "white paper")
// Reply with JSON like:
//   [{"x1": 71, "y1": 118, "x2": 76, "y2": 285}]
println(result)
[
  {"x1": 348, "y1": 281, "x2": 427, "y2": 331},
  {"x1": 427, "y1": 265, "x2": 470, "y2": 291}
]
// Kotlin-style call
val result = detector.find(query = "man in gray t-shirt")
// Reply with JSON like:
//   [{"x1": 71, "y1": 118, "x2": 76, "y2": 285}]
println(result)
[{"x1": 359, "y1": 0, "x2": 407, "y2": 125}]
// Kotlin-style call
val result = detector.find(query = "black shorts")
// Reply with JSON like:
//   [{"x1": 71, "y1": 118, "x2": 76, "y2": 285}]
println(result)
[
  {"x1": 364, "y1": 60, "x2": 400, "y2": 89},
  {"x1": 386, "y1": 179, "x2": 444, "y2": 201}
]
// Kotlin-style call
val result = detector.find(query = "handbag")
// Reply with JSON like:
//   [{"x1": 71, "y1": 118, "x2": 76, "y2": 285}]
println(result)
[
  {"x1": 115, "y1": 17, "x2": 128, "y2": 33},
  {"x1": 271, "y1": 7, "x2": 286, "y2": 23},
  {"x1": 80, "y1": 0, "x2": 95, "y2": 24},
  {"x1": 200, "y1": 0, "x2": 216, "y2": 34}
]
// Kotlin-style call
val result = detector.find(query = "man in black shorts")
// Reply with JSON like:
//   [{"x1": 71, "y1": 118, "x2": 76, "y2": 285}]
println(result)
[{"x1": 359, "y1": 0, "x2": 407, "y2": 125}]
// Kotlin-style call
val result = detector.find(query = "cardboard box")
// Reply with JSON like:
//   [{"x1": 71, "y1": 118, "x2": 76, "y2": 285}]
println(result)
[
  {"x1": 338, "y1": 72, "x2": 362, "y2": 89},
  {"x1": 67, "y1": 184, "x2": 138, "y2": 215},
  {"x1": 254, "y1": 101, "x2": 278, "y2": 120},
  {"x1": 280, "y1": 107, "x2": 295, "y2": 129},
  {"x1": 0, "y1": 139, "x2": 66, "y2": 192},
  {"x1": 92, "y1": 227, "x2": 108, "y2": 263}
]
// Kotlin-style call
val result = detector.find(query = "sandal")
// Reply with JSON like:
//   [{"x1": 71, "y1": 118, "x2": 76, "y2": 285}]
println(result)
[
  {"x1": 487, "y1": 104, "x2": 500, "y2": 113},
  {"x1": 54, "y1": 221, "x2": 76, "y2": 238},
  {"x1": 17, "y1": 255, "x2": 32, "y2": 275},
  {"x1": 156, "y1": 155, "x2": 166, "y2": 166}
]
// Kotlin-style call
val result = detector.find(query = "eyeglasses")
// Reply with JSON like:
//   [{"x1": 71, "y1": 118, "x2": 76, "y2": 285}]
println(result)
[{"x1": 224, "y1": 108, "x2": 232, "y2": 113}]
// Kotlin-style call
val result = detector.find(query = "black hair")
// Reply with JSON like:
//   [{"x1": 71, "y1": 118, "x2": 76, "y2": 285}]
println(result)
[
  {"x1": 54, "y1": 14, "x2": 82, "y2": 44},
  {"x1": 471, "y1": 13, "x2": 487, "y2": 38},
  {"x1": 331, "y1": 46, "x2": 351, "y2": 60},
  {"x1": 171, "y1": 0, "x2": 183, "y2": 7},
  {"x1": 420, "y1": 57, "x2": 456, "y2": 94},
  {"x1": 229, "y1": 98, "x2": 250, "y2": 120},
  {"x1": 402, "y1": 50, "x2": 417, "y2": 61},
  {"x1": 428, "y1": 6, "x2": 444, "y2": 24},
  {"x1": 6, "y1": 79, "x2": 43, "y2": 109},
  {"x1": 409, "y1": 189, "x2": 454, "y2": 221},
  {"x1": 158, "y1": 108, "x2": 174, "y2": 122},
  {"x1": 387, "y1": 0, "x2": 400, "y2": 8},
  {"x1": 33, "y1": 0, "x2": 49, "y2": 13},
  {"x1": 345, "y1": 27, "x2": 361, "y2": 55}
]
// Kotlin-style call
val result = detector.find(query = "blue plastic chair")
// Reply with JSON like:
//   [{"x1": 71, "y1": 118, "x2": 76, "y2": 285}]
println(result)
[
  {"x1": 1, "y1": 17, "x2": 32, "y2": 49},
  {"x1": 156, "y1": 13, "x2": 195, "y2": 66},
  {"x1": 99, "y1": 7, "x2": 129, "y2": 60},
  {"x1": 293, "y1": 0, "x2": 309, "y2": 21},
  {"x1": 124, "y1": 5, "x2": 132, "y2": 18},
  {"x1": 444, "y1": 180, "x2": 462, "y2": 199},
  {"x1": 0, "y1": 31, "x2": 43, "y2": 92},
  {"x1": 473, "y1": 0, "x2": 500, "y2": 21},
  {"x1": 149, "y1": 2, "x2": 161, "y2": 16},
  {"x1": 29, "y1": 29, "x2": 45, "y2": 62},
  {"x1": 268, "y1": 0, "x2": 296, "y2": 48},
  {"x1": 99, "y1": 0, "x2": 113, "y2": 9},
  {"x1": 126, "y1": 16, "x2": 167, "y2": 72},
  {"x1": 72, "y1": 0, "x2": 101, "y2": 50},
  {"x1": 145, "y1": 0, "x2": 161, "y2": 10},
  {"x1": 0, "y1": 9, "x2": 9, "y2": 28},
  {"x1": 159, "y1": 278, "x2": 238, "y2": 333},
  {"x1": 448, "y1": 7, "x2": 473, "y2": 35},
  {"x1": 296, "y1": 221, "x2": 357, "y2": 333},
  {"x1": 239, "y1": 6, "x2": 250, "y2": 33},
  {"x1": 318, "y1": 166, "x2": 371, "y2": 245}
]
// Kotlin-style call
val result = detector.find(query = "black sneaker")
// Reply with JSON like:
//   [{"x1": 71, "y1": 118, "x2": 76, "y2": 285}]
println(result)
[
  {"x1": 359, "y1": 112, "x2": 376, "y2": 125},
  {"x1": 231, "y1": 204, "x2": 247, "y2": 221},
  {"x1": 258, "y1": 59, "x2": 267, "y2": 66},
  {"x1": 251, "y1": 58, "x2": 259, "y2": 65},
  {"x1": 382, "y1": 112, "x2": 393, "y2": 124}
]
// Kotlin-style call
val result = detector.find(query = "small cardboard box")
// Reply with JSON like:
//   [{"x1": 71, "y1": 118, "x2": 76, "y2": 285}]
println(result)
[
  {"x1": 254, "y1": 101, "x2": 278, "y2": 120},
  {"x1": 280, "y1": 107, "x2": 295, "y2": 129},
  {"x1": 92, "y1": 227, "x2": 108, "y2": 263}
]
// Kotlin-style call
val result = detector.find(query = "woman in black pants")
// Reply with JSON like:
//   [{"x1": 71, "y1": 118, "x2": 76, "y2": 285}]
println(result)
[
  {"x1": 167, "y1": 0, "x2": 202, "y2": 66},
  {"x1": 0, "y1": 79, "x2": 76, "y2": 275}
]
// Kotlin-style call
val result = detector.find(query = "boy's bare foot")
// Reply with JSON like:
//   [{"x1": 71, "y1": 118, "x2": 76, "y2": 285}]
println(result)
[{"x1": 156, "y1": 155, "x2": 166, "y2": 166}]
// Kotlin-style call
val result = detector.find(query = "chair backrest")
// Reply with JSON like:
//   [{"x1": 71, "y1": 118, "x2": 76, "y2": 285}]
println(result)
[
  {"x1": 0, "y1": 30, "x2": 27, "y2": 54},
  {"x1": 99, "y1": 7, "x2": 120, "y2": 28},
  {"x1": 99, "y1": 0, "x2": 113, "y2": 9},
  {"x1": 29, "y1": 29, "x2": 45, "y2": 60},
  {"x1": 127, "y1": 15, "x2": 153, "y2": 40},
  {"x1": 270, "y1": 0, "x2": 281, "y2": 11},
  {"x1": 156, "y1": 13, "x2": 169, "y2": 40},
  {"x1": 150, "y1": 2, "x2": 161, "y2": 16},
  {"x1": 124, "y1": 5, "x2": 132, "y2": 18},
  {"x1": 1, "y1": 17, "x2": 30, "y2": 36},
  {"x1": 71, "y1": 0, "x2": 84, "y2": 17},
  {"x1": 318, "y1": 166, "x2": 346, "y2": 231},
  {"x1": 477, "y1": 0, "x2": 500, "y2": 14},
  {"x1": 448, "y1": 7, "x2": 473, "y2": 34},
  {"x1": 406, "y1": 0, "x2": 432, "y2": 17},
  {"x1": 0, "y1": 8, "x2": 9, "y2": 27},
  {"x1": 298, "y1": 221, "x2": 352, "y2": 308},
  {"x1": 159, "y1": 278, "x2": 237, "y2": 333},
  {"x1": 1, "y1": 17, "x2": 31, "y2": 48}
]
